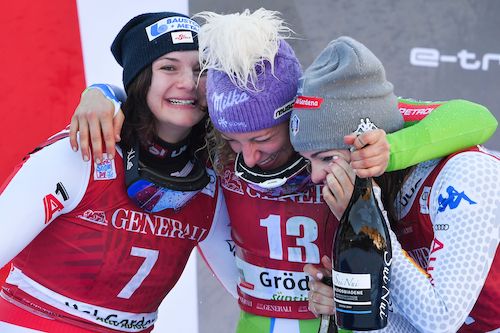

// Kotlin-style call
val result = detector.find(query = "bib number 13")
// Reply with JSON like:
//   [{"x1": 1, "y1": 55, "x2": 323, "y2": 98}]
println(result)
[{"x1": 260, "y1": 214, "x2": 319, "y2": 263}]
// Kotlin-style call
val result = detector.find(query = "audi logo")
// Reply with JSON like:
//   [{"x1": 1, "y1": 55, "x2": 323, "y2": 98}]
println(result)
[{"x1": 434, "y1": 224, "x2": 450, "y2": 231}]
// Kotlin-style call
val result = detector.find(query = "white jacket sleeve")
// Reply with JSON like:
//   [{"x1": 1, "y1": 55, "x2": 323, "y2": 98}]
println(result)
[
  {"x1": 197, "y1": 188, "x2": 239, "y2": 298},
  {"x1": 384, "y1": 152, "x2": 499, "y2": 333},
  {"x1": 0, "y1": 134, "x2": 91, "y2": 267}
]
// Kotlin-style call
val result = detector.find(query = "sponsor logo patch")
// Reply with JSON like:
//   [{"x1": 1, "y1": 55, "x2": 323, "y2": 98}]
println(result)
[
  {"x1": 273, "y1": 99, "x2": 295, "y2": 119},
  {"x1": 399, "y1": 102, "x2": 441, "y2": 122},
  {"x1": 146, "y1": 16, "x2": 199, "y2": 41},
  {"x1": 171, "y1": 31, "x2": 193, "y2": 44},
  {"x1": 420, "y1": 186, "x2": 431, "y2": 214},
  {"x1": 353, "y1": 118, "x2": 378, "y2": 136},
  {"x1": 43, "y1": 193, "x2": 64, "y2": 224},
  {"x1": 290, "y1": 114, "x2": 300, "y2": 136},
  {"x1": 293, "y1": 96, "x2": 323, "y2": 109},
  {"x1": 437, "y1": 185, "x2": 477, "y2": 212},
  {"x1": 78, "y1": 209, "x2": 108, "y2": 226},
  {"x1": 433, "y1": 224, "x2": 450, "y2": 231},
  {"x1": 94, "y1": 154, "x2": 117, "y2": 180},
  {"x1": 211, "y1": 90, "x2": 250, "y2": 113}
]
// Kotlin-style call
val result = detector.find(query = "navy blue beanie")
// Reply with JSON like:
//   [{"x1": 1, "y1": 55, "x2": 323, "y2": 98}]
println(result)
[{"x1": 111, "y1": 12, "x2": 200, "y2": 88}]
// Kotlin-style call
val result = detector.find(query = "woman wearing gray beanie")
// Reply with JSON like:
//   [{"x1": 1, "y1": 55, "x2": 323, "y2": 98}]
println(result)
[{"x1": 297, "y1": 37, "x2": 499, "y2": 333}]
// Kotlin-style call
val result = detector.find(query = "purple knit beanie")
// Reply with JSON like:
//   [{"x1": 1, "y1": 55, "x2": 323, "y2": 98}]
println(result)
[
  {"x1": 194, "y1": 9, "x2": 303, "y2": 133},
  {"x1": 207, "y1": 40, "x2": 302, "y2": 133}
]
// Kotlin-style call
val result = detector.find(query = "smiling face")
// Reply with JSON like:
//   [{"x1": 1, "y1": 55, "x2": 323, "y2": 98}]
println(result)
[
  {"x1": 300, "y1": 149, "x2": 351, "y2": 183},
  {"x1": 220, "y1": 121, "x2": 295, "y2": 170},
  {"x1": 147, "y1": 50, "x2": 207, "y2": 143}
]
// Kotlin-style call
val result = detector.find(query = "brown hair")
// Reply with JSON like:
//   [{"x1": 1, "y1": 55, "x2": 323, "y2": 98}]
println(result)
[
  {"x1": 375, "y1": 167, "x2": 414, "y2": 225},
  {"x1": 205, "y1": 118, "x2": 235, "y2": 174}
]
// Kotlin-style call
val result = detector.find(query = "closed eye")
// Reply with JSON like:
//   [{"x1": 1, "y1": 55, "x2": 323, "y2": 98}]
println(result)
[{"x1": 253, "y1": 137, "x2": 270, "y2": 143}]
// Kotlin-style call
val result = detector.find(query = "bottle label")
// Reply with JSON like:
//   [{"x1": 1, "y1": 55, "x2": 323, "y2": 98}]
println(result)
[{"x1": 333, "y1": 270, "x2": 372, "y2": 313}]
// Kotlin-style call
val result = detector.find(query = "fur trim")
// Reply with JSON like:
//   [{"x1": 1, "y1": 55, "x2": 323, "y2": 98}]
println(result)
[{"x1": 194, "y1": 8, "x2": 294, "y2": 91}]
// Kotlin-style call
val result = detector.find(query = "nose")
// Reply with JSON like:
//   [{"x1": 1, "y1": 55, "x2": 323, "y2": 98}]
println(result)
[
  {"x1": 241, "y1": 143, "x2": 261, "y2": 168},
  {"x1": 309, "y1": 162, "x2": 326, "y2": 184},
  {"x1": 177, "y1": 69, "x2": 196, "y2": 90}
]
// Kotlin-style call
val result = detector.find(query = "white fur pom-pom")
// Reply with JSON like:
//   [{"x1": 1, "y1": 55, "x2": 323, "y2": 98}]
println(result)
[{"x1": 194, "y1": 8, "x2": 294, "y2": 91}]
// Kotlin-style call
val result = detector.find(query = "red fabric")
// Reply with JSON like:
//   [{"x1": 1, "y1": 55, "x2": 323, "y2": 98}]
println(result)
[
  {"x1": 0, "y1": 0, "x2": 86, "y2": 184},
  {"x1": 0, "y1": 296, "x2": 94, "y2": 333},
  {"x1": 0, "y1": 265, "x2": 9, "y2": 285},
  {"x1": 221, "y1": 166, "x2": 338, "y2": 319},
  {"x1": 4, "y1": 138, "x2": 217, "y2": 325},
  {"x1": 395, "y1": 147, "x2": 500, "y2": 332}
]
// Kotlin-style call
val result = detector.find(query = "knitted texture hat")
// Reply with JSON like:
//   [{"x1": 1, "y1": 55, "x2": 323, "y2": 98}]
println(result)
[
  {"x1": 290, "y1": 36, "x2": 403, "y2": 152},
  {"x1": 111, "y1": 12, "x2": 200, "y2": 89},
  {"x1": 195, "y1": 9, "x2": 302, "y2": 133},
  {"x1": 207, "y1": 40, "x2": 301, "y2": 133}
]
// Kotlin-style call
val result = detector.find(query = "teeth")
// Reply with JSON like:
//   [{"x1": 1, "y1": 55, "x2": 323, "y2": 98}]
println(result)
[
  {"x1": 259, "y1": 153, "x2": 277, "y2": 167},
  {"x1": 169, "y1": 99, "x2": 195, "y2": 105}
]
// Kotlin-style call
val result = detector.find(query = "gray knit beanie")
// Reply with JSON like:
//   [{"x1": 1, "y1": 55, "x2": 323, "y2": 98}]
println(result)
[{"x1": 290, "y1": 36, "x2": 403, "y2": 152}]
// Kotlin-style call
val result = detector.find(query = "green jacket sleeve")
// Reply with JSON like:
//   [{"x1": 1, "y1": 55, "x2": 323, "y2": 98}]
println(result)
[{"x1": 386, "y1": 99, "x2": 497, "y2": 171}]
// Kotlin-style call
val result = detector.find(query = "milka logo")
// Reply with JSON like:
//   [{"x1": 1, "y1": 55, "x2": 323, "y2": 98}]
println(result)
[
  {"x1": 212, "y1": 90, "x2": 249, "y2": 113},
  {"x1": 126, "y1": 148, "x2": 136, "y2": 170},
  {"x1": 379, "y1": 251, "x2": 392, "y2": 320},
  {"x1": 410, "y1": 47, "x2": 500, "y2": 71}
]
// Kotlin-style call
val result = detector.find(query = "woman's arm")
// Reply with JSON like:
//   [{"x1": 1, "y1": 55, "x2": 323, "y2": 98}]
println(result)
[
  {"x1": 197, "y1": 188, "x2": 239, "y2": 298},
  {"x1": 387, "y1": 99, "x2": 497, "y2": 171},
  {"x1": 69, "y1": 84, "x2": 126, "y2": 163},
  {"x1": 0, "y1": 132, "x2": 91, "y2": 267}
]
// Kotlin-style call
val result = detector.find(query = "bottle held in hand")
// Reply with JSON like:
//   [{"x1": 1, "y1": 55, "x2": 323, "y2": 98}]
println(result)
[{"x1": 332, "y1": 175, "x2": 392, "y2": 331}]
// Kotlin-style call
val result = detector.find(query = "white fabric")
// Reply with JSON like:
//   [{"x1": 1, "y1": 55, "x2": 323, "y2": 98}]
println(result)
[
  {"x1": 0, "y1": 131, "x2": 91, "y2": 268},
  {"x1": 375, "y1": 151, "x2": 499, "y2": 333}
]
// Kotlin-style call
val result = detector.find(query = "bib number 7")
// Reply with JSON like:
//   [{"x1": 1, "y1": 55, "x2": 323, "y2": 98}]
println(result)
[
  {"x1": 117, "y1": 247, "x2": 159, "y2": 299},
  {"x1": 260, "y1": 214, "x2": 320, "y2": 263}
]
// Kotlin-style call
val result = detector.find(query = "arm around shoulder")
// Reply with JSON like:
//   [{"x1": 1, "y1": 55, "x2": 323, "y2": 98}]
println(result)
[
  {"x1": 386, "y1": 98, "x2": 497, "y2": 171},
  {"x1": 197, "y1": 188, "x2": 239, "y2": 298}
]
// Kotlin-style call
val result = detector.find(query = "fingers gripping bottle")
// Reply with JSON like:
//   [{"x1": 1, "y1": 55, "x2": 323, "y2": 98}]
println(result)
[
  {"x1": 333, "y1": 119, "x2": 392, "y2": 330},
  {"x1": 317, "y1": 276, "x2": 339, "y2": 333}
]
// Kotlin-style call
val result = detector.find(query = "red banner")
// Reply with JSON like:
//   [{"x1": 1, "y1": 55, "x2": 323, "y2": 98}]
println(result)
[{"x1": 0, "y1": 0, "x2": 86, "y2": 183}]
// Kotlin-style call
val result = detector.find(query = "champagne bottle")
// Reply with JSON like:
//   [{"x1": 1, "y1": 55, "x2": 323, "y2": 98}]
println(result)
[
  {"x1": 332, "y1": 176, "x2": 392, "y2": 331},
  {"x1": 318, "y1": 314, "x2": 338, "y2": 333}
]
